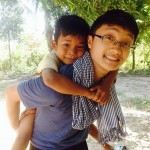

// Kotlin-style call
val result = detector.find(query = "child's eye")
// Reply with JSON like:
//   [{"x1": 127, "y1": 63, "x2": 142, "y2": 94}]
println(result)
[
  {"x1": 63, "y1": 44, "x2": 70, "y2": 48},
  {"x1": 78, "y1": 45, "x2": 85, "y2": 50}
]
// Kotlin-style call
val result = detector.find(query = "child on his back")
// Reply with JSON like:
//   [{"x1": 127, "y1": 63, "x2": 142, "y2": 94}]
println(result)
[{"x1": 5, "y1": 15, "x2": 117, "y2": 150}]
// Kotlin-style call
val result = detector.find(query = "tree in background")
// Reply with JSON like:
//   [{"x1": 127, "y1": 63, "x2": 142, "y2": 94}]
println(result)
[
  {"x1": 35, "y1": 0, "x2": 68, "y2": 49},
  {"x1": 39, "y1": 0, "x2": 150, "y2": 71},
  {"x1": 0, "y1": 0, "x2": 23, "y2": 69},
  {"x1": 0, "y1": 0, "x2": 150, "y2": 74}
]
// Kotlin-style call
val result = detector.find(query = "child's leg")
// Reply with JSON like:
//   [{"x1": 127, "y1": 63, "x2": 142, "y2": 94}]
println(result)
[
  {"x1": 5, "y1": 84, "x2": 21, "y2": 130},
  {"x1": 11, "y1": 110, "x2": 36, "y2": 150}
]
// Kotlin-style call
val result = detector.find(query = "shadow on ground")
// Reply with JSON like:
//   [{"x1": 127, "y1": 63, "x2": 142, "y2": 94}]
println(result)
[{"x1": 0, "y1": 76, "x2": 150, "y2": 150}]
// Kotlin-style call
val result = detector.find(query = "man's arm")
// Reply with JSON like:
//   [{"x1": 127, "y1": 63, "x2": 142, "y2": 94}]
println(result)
[
  {"x1": 89, "y1": 124, "x2": 99, "y2": 141},
  {"x1": 5, "y1": 84, "x2": 20, "y2": 130},
  {"x1": 89, "y1": 124, "x2": 113, "y2": 150},
  {"x1": 42, "y1": 68, "x2": 95, "y2": 99}
]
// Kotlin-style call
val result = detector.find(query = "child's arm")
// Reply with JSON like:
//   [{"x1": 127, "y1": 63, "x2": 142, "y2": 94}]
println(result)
[
  {"x1": 42, "y1": 68, "x2": 95, "y2": 99},
  {"x1": 5, "y1": 84, "x2": 21, "y2": 130},
  {"x1": 90, "y1": 69, "x2": 118, "y2": 105}
]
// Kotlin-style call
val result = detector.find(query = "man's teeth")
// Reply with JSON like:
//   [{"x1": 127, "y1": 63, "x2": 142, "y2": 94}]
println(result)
[{"x1": 105, "y1": 55, "x2": 118, "y2": 61}]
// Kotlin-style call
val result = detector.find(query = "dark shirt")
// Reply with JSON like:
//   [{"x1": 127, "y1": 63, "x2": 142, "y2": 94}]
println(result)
[{"x1": 17, "y1": 65, "x2": 89, "y2": 150}]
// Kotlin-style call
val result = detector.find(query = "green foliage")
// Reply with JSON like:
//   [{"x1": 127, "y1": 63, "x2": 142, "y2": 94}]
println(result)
[
  {"x1": 119, "y1": 42, "x2": 150, "y2": 76},
  {"x1": 38, "y1": 0, "x2": 150, "y2": 72},
  {"x1": 38, "y1": 0, "x2": 70, "y2": 47},
  {"x1": 26, "y1": 50, "x2": 44, "y2": 68},
  {"x1": 0, "y1": 0, "x2": 24, "y2": 70},
  {"x1": 50, "y1": 0, "x2": 150, "y2": 30},
  {"x1": 0, "y1": 50, "x2": 44, "y2": 75},
  {"x1": 127, "y1": 69, "x2": 150, "y2": 76},
  {"x1": 0, "y1": 0, "x2": 23, "y2": 41},
  {"x1": 0, "y1": 59, "x2": 10, "y2": 71},
  {"x1": 0, "y1": 31, "x2": 48, "y2": 76},
  {"x1": 1, "y1": 0, "x2": 150, "y2": 76}
]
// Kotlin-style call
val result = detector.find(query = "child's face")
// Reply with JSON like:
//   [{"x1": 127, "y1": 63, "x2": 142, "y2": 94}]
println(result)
[
  {"x1": 88, "y1": 24, "x2": 134, "y2": 74},
  {"x1": 52, "y1": 34, "x2": 86, "y2": 64}
]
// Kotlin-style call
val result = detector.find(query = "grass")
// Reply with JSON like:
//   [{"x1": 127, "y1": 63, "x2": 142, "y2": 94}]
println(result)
[
  {"x1": 0, "y1": 85, "x2": 5, "y2": 91},
  {"x1": 119, "y1": 68, "x2": 150, "y2": 77},
  {"x1": 120, "y1": 97, "x2": 150, "y2": 112}
]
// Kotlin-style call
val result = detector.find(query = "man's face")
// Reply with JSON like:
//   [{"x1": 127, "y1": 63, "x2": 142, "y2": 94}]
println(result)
[
  {"x1": 52, "y1": 34, "x2": 86, "y2": 64},
  {"x1": 88, "y1": 24, "x2": 134, "y2": 74}
]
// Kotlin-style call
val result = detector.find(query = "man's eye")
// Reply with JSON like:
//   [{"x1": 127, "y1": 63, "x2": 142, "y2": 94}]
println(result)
[
  {"x1": 122, "y1": 42, "x2": 131, "y2": 47},
  {"x1": 105, "y1": 36, "x2": 114, "y2": 41}
]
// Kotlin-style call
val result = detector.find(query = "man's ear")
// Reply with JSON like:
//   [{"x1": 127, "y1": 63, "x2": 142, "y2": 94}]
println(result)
[
  {"x1": 51, "y1": 40, "x2": 57, "y2": 51},
  {"x1": 87, "y1": 35, "x2": 93, "y2": 49}
]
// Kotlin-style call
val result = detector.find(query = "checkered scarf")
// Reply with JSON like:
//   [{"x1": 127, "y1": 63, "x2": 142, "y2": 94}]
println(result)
[{"x1": 72, "y1": 51, "x2": 126, "y2": 143}]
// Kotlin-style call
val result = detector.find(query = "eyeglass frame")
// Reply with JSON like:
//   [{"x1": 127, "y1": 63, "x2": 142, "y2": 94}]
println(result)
[{"x1": 90, "y1": 34, "x2": 135, "y2": 50}]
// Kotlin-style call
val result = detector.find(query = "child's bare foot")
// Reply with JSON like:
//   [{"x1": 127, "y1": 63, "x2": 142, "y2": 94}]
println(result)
[{"x1": 101, "y1": 143, "x2": 113, "y2": 150}]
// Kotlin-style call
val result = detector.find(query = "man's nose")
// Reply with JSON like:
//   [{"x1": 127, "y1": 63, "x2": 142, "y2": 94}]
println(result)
[
  {"x1": 110, "y1": 48, "x2": 121, "y2": 55},
  {"x1": 113, "y1": 41, "x2": 124, "y2": 49},
  {"x1": 112, "y1": 41, "x2": 122, "y2": 51}
]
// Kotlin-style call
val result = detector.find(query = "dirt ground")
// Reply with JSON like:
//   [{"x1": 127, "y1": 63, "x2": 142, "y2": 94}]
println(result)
[
  {"x1": 0, "y1": 76, "x2": 150, "y2": 150},
  {"x1": 87, "y1": 76, "x2": 150, "y2": 150}
]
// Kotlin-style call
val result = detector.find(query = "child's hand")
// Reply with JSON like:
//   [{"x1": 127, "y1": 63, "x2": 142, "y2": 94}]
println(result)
[
  {"x1": 85, "y1": 90, "x2": 96, "y2": 100},
  {"x1": 89, "y1": 85, "x2": 110, "y2": 105}
]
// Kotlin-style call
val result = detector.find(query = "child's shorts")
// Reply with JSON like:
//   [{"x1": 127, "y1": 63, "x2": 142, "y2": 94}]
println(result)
[{"x1": 20, "y1": 108, "x2": 36, "y2": 121}]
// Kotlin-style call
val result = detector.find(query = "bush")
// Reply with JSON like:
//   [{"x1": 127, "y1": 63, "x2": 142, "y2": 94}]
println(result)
[{"x1": 0, "y1": 59, "x2": 10, "y2": 71}]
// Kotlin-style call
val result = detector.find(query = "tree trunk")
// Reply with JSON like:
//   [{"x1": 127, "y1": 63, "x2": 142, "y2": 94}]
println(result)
[
  {"x1": 132, "y1": 48, "x2": 135, "y2": 70},
  {"x1": 8, "y1": 32, "x2": 12, "y2": 69},
  {"x1": 44, "y1": 11, "x2": 53, "y2": 51}
]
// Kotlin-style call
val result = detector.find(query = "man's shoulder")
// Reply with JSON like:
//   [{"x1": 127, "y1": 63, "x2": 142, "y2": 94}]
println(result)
[
  {"x1": 18, "y1": 76, "x2": 43, "y2": 90},
  {"x1": 59, "y1": 64, "x2": 73, "y2": 79}
]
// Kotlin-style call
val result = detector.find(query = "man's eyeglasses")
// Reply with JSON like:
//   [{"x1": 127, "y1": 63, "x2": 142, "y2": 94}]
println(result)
[{"x1": 90, "y1": 34, "x2": 135, "y2": 50}]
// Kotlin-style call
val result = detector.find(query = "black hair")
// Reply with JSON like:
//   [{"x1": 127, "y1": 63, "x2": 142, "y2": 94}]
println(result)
[
  {"x1": 54, "y1": 15, "x2": 90, "y2": 42},
  {"x1": 90, "y1": 9, "x2": 139, "y2": 41}
]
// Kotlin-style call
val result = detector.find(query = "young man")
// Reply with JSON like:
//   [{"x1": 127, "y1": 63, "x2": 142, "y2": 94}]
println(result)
[
  {"x1": 5, "y1": 15, "x2": 117, "y2": 150},
  {"x1": 6, "y1": 9, "x2": 139, "y2": 150},
  {"x1": 70, "y1": 9, "x2": 138, "y2": 149}
]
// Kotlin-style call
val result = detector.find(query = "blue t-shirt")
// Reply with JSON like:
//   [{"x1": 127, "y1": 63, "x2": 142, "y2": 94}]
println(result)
[{"x1": 17, "y1": 65, "x2": 89, "y2": 150}]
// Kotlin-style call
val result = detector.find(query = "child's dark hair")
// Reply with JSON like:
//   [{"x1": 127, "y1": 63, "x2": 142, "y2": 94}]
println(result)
[
  {"x1": 54, "y1": 15, "x2": 90, "y2": 42},
  {"x1": 90, "y1": 9, "x2": 139, "y2": 42}
]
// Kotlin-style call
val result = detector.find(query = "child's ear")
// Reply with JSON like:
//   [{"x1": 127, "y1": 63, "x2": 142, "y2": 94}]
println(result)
[
  {"x1": 51, "y1": 40, "x2": 57, "y2": 51},
  {"x1": 87, "y1": 35, "x2": 93, "y2": 49}
]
